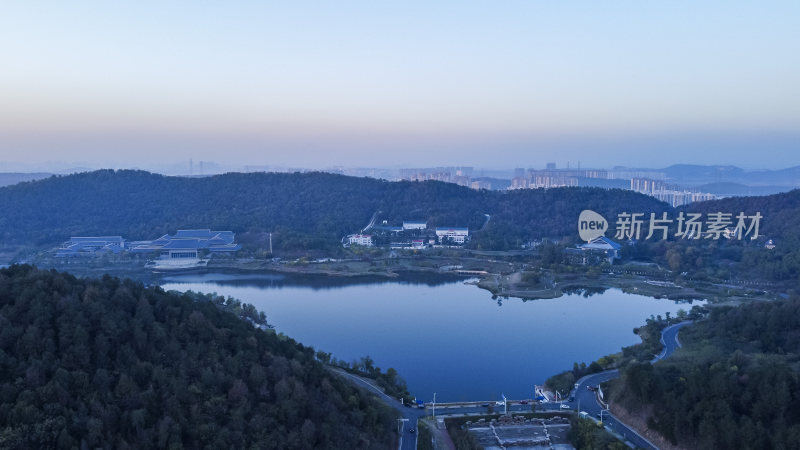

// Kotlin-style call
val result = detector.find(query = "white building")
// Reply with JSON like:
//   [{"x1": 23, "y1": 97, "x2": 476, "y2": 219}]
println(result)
[
  {"x1": 347, "y1": 234, "x2": 374, "y2": 247},
  {"x1": 436, "y1": 227, "x2": 469, "y2": 244},
  {"x1": 403, "y1": 220, "x2": 427, "y2": 230}
]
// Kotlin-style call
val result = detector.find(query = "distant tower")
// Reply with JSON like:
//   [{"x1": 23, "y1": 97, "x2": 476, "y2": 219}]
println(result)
[{"x1": 190, "y1": 159, "x2": 193, "y2": 175}]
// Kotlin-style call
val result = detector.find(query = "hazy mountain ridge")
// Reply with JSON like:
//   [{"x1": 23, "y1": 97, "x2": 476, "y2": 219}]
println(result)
[
  {"x1": 0, "y1": 172, "x2": 54, "y2": 188},
  {"x1": 694, "y1": 182, "x2": 789, "y2": 197},
  {"x1": 661, "y1": 164, "x2": 800, "y2": 187}
]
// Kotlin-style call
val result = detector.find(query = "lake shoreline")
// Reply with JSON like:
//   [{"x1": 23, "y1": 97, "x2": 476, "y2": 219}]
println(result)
[
  {"x1": 26, "y1": 253, "x2": 779, "y2": 304},
  {"x1": 159, "y1": 273, "x2": 707, "y2": 402}
]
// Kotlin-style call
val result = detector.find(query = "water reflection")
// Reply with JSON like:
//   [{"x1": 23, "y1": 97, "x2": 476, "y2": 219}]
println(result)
[
  {"x1": 560, "y1": 286, "x2": 609, "y2": 297},
  {"x1": 161, "y1": 272, "x2": 704, "y2": 402},
  {"x1": 158, "y1": 271, "x2": 466, "y2": 290}
]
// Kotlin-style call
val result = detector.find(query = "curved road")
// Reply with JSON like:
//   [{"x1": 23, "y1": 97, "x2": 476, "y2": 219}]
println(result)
[
  {"x1": 654, "y1": 320, "x2": 691, "y2": 362},
  {"x1": 567, "y1": 320, "x2": 693, "y2": 449},
  {"x1": 331, "y1": 368, "x2": 424, "y2": 450}
]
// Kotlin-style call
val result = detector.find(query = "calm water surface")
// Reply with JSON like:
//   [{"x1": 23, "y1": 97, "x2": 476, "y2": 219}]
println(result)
[{"x1": 159, "y1": 272, "x2": 702, "y2": 402}]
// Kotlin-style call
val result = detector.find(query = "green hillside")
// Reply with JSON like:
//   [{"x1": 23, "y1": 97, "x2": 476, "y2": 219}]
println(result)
[
  {"x1": 2, "y1": 170, "x2": 798, "y2": 281},
  {"x1": 0, "y1": 265, "x2": 396, "y2": 449},
  {"x1": 613, "y1": 296, "x2": 800, "y2": 449},
  {"x1": 670, "y1": 189, "x2": 800, "y2": 282},
  {"x1": 0, "y1": 169, "x2": 668, "y2": 252}
]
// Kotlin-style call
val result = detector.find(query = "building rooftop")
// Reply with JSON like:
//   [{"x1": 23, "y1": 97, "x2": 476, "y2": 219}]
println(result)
[
  {"x1": 69, "y1": 236, "x2": 124, "y2": 242},
  {"x1": 56, "y1": 236, "x2": 126, "y2": 256},
  {"x1": 372, "y1": 225, "x2": 403, "y2": 232},
  {"x1": 580, "y1": 236, "x2": 622, "y2": 250},
  {"x1": 129, "y1": 229, "x2": 240, "y2": 253}
]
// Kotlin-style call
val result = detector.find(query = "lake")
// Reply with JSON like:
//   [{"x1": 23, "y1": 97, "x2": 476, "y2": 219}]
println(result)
[{"x1": 159, "y1": 272, "x2": 702, "y2": 402}]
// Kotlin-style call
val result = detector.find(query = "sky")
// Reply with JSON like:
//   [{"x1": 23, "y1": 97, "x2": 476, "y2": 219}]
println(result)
[{"x1": 1, "y1": 1, "x2": 798, "y2": 171}]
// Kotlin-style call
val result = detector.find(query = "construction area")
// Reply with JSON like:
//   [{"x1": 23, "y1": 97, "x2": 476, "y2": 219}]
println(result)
[{"x1": 462, "y1": 415, "x2": 574, "y2": 449}]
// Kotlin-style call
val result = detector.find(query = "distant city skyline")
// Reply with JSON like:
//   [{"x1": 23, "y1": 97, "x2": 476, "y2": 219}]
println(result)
[
  {"x1": 1, "y1": 2, "x2": 798, "y2": 169},
  {"x1": 2, "y1": 159, "x2": 800, "y2": 178}
]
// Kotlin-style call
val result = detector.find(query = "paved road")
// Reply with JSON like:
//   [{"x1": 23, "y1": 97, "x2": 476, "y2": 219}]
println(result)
[
  {"x1": 561, "y1": 320, "x2": 693, "y2": 449},
  {"x1": 331, "y1": 368, "x2": 424, "y2": 450},
  {"x1": 654, "y1": 320, "x2": 691, "y2": 362},
  {"x1": 568, "y1": 369, "x2": 657, "y2": 448},
  {"x1": 362, "y1": 210, "x2": 380, "y2": 233}
]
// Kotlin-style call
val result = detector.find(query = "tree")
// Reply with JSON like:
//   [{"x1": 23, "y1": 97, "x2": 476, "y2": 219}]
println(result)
[{"x1": 0, "y1": 265, "x2": 398, "y2": 449}]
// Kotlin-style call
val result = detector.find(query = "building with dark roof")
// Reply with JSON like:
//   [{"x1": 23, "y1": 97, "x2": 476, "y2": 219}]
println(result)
[
  {"x1": 565, "y1": 236, "x2": 622, "y2": 265},
  {"x1": 402, "y1": 220, "x2": 427, "y2": 230},
  {"x1": 56, "y1": 236, "x2": 126, "y2": 257},
  {"x1": 129, "y1": 229, "x2": 241, "y2": 258}
]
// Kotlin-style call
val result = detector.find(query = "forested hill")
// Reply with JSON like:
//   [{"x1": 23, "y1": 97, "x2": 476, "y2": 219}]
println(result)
[
  {"x1": 0, "y1": 265, "x2": 397, "y2": 448},
  {"x1": 675, "y1": 189, "x2": 800, "y2": 281},
  {"x1": 0, "y1": 169, "x2": 668, "y2": 251},
  {"x1": 684, "y1": 188, "x2": 800, "y2": 245},
  {"x1": 614, "y1": 296, "x2": 800, "y2": 449}
]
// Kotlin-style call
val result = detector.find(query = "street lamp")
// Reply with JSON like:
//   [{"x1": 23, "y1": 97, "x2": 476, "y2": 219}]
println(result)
[{"x1": 432, "y1": 392, "x2": 436, "y2": 418}]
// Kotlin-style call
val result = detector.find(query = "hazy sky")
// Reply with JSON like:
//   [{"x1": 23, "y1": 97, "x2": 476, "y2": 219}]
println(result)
[{"x1": 1, "y1": 1, "x2": 798, "y2": 170}]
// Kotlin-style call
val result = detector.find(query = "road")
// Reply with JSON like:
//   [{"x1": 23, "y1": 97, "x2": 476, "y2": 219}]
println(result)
[
  {"x1": 331, "y1": 368, "x2": 425, "y2": 450},
  {"x1": 478, "y1": 214, "x2": 491, "y2": 231},
  {"x1": 563, "y1": 320, "x2": 693, "y2": 449},
  {"x1": 362, "y1": 210, "x2": 380, "y2": 233},
  {"x1": 654, "y1": 320, "x2": 691, "y2": 362}
]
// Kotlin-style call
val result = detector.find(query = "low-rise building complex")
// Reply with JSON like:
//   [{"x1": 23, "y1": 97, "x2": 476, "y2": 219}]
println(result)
[
  {"x1": 435, "y1": 227, "x2": 470, "y2": 244},
  {"x1": 346, "y1": 234, "x2": 374, "y2": 247},
  {"x1": 56, "y1": 229, "x2": 241, "y2": 260}
]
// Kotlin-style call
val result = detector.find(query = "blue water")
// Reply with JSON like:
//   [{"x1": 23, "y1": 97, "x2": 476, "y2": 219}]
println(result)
[{"x1": 159, "y1": 272, "x2": 702, "y2": 402}]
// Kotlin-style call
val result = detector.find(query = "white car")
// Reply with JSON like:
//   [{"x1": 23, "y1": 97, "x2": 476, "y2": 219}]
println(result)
[
  {"x1": 495, "y1": 401, "x2": 505, "y2": 406},
  {"x1": 560, "y1": 404, "x2": 570, "y2": 409}
]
